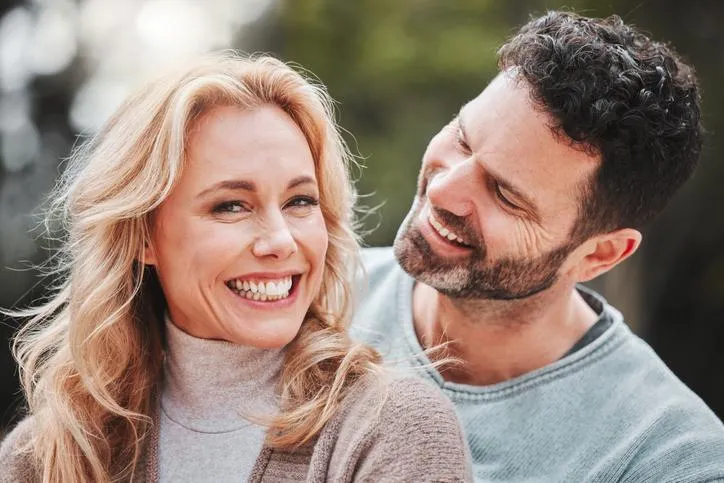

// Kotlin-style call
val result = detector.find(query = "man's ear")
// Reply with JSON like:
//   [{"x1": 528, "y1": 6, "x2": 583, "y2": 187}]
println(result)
[{"x1": 575, "y1": 228, "x2": 642, "y2": 282}]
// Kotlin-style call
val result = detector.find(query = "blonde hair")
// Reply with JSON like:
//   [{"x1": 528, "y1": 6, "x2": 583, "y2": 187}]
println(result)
[{"x1": 12, "y1": 53, "x2": 382, "y2": 482}]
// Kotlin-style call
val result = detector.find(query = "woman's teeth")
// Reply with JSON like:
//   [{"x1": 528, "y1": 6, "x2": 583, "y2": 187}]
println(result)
[
  {"x1": 429, "y1": 213, "x2": 468, "y2": 245},
  {"x1": 226, "y1": 276, "x2": 293, "y2": 301}
]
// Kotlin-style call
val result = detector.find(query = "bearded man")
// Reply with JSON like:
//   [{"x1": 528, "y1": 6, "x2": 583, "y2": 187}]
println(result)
[{"x1": 353, "y1": 11, "x2": 724, "y2": 482}]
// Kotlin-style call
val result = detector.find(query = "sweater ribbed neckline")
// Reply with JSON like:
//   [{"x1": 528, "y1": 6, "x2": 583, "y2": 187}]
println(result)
[{"x1": 161, "y1": 317, "x2": 284, "y2": 433}]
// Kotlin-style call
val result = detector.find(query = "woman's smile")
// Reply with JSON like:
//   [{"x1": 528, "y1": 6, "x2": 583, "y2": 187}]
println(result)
[{"x1": 224, "y1": 272, "x2": 302, "y2": 307}]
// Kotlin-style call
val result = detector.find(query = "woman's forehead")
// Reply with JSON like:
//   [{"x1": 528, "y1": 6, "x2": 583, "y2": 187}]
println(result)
[{"x1": 179, "y1": 106, "x2": 318, "y2": 197}]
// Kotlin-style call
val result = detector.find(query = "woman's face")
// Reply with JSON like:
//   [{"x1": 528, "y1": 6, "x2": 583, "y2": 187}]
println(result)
[{"x1": 145, "y1": 105, "x2": 329, "y2": 348}]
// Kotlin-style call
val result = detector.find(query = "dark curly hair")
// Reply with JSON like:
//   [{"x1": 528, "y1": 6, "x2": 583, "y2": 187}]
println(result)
[{"x1": 498, "y1": 11, "x2": 702, "y2": 239}]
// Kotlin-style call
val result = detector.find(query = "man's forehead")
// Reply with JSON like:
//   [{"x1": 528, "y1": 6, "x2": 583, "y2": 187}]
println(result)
[
  {"x1": 459, "y1": 73, "x2": 532, "y2": 130},
  {"x1": 462, "y1": 73, "x2": 598, "y2": 160}
]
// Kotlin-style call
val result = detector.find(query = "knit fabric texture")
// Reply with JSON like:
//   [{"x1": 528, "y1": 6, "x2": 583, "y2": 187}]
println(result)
[
  {"x1": 351, "y1": 247, "x2": 724, "y2": 482},
  {"x1": 158, "y1": 318, "x2": 283, "y2": 482},
  {"x1": 1, "y1": 329, "x2": 472, "y2": 482}
]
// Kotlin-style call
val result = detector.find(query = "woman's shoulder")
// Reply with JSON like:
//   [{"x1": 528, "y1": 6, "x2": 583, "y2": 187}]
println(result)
[
  {"x1": 322, "y1": 373, "x2": 472, "y2": 482},
  {"x1": 0, "y1": 416, "x2": 40, "y2": 483},
  {"x1": 351, "y1": 373, "x2": 453, "y2": 415},
  {"x1": 349, "y1": 373, "x2": 465, "y2": 442}
]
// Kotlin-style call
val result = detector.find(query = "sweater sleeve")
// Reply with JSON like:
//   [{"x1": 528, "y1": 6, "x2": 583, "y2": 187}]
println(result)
[
  {"x1": 0, "y1": 417, "x2": 39, "y2": 483},
  {"x1": 345, "y1": 376, "x2": 473, "y2": 482}
]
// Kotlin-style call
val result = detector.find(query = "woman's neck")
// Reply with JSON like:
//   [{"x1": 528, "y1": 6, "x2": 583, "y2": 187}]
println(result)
[{"x1": 161, "y1": 317, "x2": 285, "y2": 432}]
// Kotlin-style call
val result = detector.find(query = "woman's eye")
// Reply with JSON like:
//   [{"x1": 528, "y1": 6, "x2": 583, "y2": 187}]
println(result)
[
  {"x1": 285, "y1": 195, "x2": 320, "y2": 210},
  {"x1": 212, "y1": 201, "x2": 247, "y2": 214}
]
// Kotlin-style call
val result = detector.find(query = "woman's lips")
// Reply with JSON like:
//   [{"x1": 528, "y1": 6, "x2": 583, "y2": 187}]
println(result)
[{"x1": 226, "y1": 274, "x2": 302, "y2": 307}]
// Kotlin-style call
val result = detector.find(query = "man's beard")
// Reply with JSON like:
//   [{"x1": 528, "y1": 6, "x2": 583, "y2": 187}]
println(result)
[{"x1": 393, "y1": 198, "x2": 577, "y2": 300}]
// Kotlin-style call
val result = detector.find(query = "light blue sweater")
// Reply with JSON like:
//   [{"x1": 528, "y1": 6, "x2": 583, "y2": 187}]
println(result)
[{"x1": 351, "y1": 247, "x2": 724, "y2": 482}]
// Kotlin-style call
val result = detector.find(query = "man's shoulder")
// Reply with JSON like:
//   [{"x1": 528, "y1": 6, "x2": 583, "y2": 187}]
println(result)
[
  {"x1": 354, "y1": 246, "x2": 402, "y2": 317},
  {"x1": 612, "y1": 328, "x2": 722, "y2": 423},
  {"x1": 638, "y1": 401, "x2": 724, "y2": 473},
  {"x1": 609, "y1": 337, "x2": 724, "y2": 480},
  {"x1": 611, "y1": 384, "x2": 724, "y2": 481},
  {"x1": 575, "y1": 326, "x2": 724, "y2": 479},
  {"x1": 360, "y1": 246, "x2": 398, "y2": 281},
  {"x1": 449, "y1": 318, "x2": 724, "y2": 481},
  {"x1": 559, "y1": 321, "x2": 724, "y2": 447},
  {"x1": 352, "y1": 247, "x2": 410, "y2": 347}
]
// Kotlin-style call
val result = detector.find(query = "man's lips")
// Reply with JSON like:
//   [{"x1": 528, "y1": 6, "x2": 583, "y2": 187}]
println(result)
[
  {"x1": 428, "y1": 211, "x2": 470, "y2": 246},
  {"x1": 416, "y1": 207, "x2": 474, "y2": 256}
]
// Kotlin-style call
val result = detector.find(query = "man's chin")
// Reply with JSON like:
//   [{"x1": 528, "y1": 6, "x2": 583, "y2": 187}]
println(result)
[
  {"x1": 393, "y1": 227, "x2": 431, "y2": 276},
  {"x1": 394, "y1": 226, "x2": 563, "y2": 301},
  {"x1": 393, "y1": 229, "x2": 470, "y2": 290}
]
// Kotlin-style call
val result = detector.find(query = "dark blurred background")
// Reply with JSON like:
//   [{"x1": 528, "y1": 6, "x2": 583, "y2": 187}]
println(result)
[{"x1": 1, "y1": 0, "x2": 722, "y2": 432}]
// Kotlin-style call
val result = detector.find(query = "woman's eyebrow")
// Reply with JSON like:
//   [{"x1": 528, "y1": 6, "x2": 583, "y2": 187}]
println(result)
[
  {"x1": 197, "y1": 175, "x2": 316, "y2": 199},
  {"x1": 197, "y1": 179, "x2": 256, "y2": 198},
  {"x1": 287, "y1": 175, "x2": 316, "y2": 190}
]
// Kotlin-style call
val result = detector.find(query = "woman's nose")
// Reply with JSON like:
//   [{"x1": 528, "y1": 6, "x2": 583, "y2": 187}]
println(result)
[{"x1": 251, "y1": 213, "x2": 298, "y2": 260}]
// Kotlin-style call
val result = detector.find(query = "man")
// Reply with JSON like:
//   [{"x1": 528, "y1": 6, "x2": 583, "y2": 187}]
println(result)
[{"x1": 352, "y1": 11, "x2": 724, "y2": 482}]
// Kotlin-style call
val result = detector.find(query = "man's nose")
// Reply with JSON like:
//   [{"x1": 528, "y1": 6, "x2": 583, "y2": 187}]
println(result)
[
  {"x1": 251, "y1": 212, "x2": 298, "y2": 260},
  {"x1": 426, "y1": 159, "x2": 476, "y2": 218}
]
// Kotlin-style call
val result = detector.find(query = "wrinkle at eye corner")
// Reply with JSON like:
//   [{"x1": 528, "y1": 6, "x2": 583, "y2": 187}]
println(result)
[{"x1": 518, "y1": 219, "x2": 550, "y2": 258}]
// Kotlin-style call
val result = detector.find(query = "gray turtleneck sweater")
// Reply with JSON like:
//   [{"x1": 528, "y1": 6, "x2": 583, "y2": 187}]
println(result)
[{"x1": 159, "y1": 319, "x2": 284, "y2": 482}]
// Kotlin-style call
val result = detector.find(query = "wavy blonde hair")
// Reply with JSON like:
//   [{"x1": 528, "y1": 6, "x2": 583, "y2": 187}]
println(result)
[{"x1": 11, "y1": 53, "x2": 382, "y2": 482}]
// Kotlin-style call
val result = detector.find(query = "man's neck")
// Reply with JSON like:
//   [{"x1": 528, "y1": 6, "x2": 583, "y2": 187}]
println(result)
[{"x1": 412, "y1": 282, "x2": 599, "y2": 386}]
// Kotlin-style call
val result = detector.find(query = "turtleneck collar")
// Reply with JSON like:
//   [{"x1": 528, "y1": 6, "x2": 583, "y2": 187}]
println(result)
[{"x1": 161, "y1": 317, "x2": 285, "y2": 433}]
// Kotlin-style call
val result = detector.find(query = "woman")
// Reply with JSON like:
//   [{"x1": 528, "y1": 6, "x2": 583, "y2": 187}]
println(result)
[{"x1": 0, "y1": 54, "x2": 471, "y2": 482}]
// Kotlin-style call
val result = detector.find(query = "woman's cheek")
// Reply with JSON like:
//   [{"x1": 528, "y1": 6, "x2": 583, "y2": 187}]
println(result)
[
  {"x1": 198, "y1": 219, "x2": 255, "y2": 250},
  {"x1": 292, "y1": 213, "x2": 328, "y2": 264}
]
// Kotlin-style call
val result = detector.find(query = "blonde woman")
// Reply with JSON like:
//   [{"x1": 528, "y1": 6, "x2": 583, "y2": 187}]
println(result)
[{"x1": 0, "y1": 54, "x2": 471, "y2": 482}]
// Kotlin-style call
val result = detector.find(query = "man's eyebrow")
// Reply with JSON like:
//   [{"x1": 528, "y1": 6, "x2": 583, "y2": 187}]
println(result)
[
  {"x1": 197, "y1": 175, "x2": 317, "y2": 199},
  {"x1": 457, "y1": 112, "x2": 469, "y2": 142}
]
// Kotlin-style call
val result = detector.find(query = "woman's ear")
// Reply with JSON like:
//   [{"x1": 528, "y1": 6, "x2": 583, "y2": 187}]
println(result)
[
  {"x1": 141, "y1": 217, "x2": 158, "y2": 266},
  {"x1": 143, "y1": 239, "x2": 158, "y2": 267},
  {"x1": 575, "y1": 228, "x2": 642, "y2": 283}
]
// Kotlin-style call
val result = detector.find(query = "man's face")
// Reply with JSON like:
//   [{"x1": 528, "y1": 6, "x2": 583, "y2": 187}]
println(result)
[{"x1": 394, "y1": 73, "x2": 600, "y2": 300}]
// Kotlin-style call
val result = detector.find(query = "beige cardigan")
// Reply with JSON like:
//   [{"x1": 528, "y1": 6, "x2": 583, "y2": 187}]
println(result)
[{"x1": 1, "y1": 376, "x2": 472, "y2": 482}]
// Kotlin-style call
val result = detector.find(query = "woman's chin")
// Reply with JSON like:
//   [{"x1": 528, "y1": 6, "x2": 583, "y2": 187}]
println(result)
[
  {"x1": 222, "y1": 321, "x2": 302, "y2": 349},
  {"x1": 244, "y1": 335, "x2": 295, "y2": 350}
]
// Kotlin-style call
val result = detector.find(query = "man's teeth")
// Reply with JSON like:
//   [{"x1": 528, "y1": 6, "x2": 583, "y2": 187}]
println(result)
[
  {"x1": 227, "y1": 276, "x2": 293, "y2": 301},
  {"x1": 429, "y1": 214, "x2": 467, "y2": 245}
]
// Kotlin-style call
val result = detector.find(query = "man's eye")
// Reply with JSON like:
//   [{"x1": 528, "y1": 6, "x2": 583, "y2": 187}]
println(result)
[
  {"x1": 212, "y1": 201, "x2": 247, "y2": 214},
  {"x1": 494, "y1": 183, "x2": 519, "y2": 210},
  {"x1": 455, "y1": 131, "x2": 472, "y2": 153}
]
